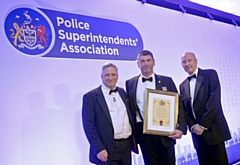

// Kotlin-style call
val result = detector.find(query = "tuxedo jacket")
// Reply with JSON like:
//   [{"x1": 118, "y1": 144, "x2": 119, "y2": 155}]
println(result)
[
  {"x1": 82, "y1": 86, "x2": 135, "y2": 165},
  {"x1": 179, "y1": 68, "x2": 231, "y2": 148},
  {"x1": 125, "y1": 74, "x2": 187, "y2": 147}
]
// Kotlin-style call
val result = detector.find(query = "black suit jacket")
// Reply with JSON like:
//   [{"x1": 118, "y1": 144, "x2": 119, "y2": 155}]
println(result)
[
  {"x1": 126, "y1": 74, "x2": 187, "y2": 147},
  {"x1": 82, "y1": 86, "x2": 135, "y2": 165},
  {"x1": 179, "y1": 68, "x2": 231, "y2": 148}
]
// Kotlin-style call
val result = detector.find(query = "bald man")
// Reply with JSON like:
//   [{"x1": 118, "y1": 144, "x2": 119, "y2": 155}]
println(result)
[{"x1": 179, "y1": 52, "x2": 231, "y2": 165}]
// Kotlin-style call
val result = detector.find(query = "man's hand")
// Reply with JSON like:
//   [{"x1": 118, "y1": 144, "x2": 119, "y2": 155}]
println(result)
[
  {"x1": 192, "y1": 124, "x2": 204, "y2": 135},
  {"x1": 168, "y1": 130, "x2": 183, "y2": 139},
  {"x1": 97, "y1": 149, "x2": 108, "y2": 162}
]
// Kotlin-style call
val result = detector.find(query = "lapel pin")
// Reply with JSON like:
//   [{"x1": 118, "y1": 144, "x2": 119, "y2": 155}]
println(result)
[{"x1": 158, "y1": 80, "x2": 161, "y2": 83}]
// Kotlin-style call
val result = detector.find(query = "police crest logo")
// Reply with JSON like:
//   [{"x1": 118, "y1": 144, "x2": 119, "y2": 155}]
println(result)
[{"x1": 4, "y1": 7, "x2": 54, "y2": 56}]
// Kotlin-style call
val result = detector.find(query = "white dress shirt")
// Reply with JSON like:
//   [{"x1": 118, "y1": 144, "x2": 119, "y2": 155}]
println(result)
[
  {"x1": 101, "y1": 84, "x2": 132, "y2": 139},
  {"x1": 136, "y1": 74, "x2": 155, "y2": 122},
  {"x1": 189, "y1": 68, "x2": 198, "y2": 119}
]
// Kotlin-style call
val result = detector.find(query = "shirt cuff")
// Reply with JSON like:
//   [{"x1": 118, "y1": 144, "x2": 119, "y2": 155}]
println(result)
[
  {"x1": 190, "y1": 125, "x2": 195, "y2": 132},
  {"x1": 199, "y1": 125, "x2": 208, "y2": 130},
  {"x1": 190, "y1": 124, "x2": 207, "y2": 132}
]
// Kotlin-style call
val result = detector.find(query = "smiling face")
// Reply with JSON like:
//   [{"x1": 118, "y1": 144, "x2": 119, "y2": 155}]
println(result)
[
  {"x1": 137, "y1": 54, "x2": 155, "y2": 77},
  {"x1": 101, "y1": 66, "x2": 118, "y2": 90},
  {"x1": 181, "y1": 52, "x2": 198, "y2": 75}
]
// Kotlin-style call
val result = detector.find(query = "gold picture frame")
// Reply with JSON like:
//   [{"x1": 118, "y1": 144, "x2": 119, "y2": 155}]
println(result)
[{"x1": 143, "y1": 88, "x2": 179, "y2": 136}]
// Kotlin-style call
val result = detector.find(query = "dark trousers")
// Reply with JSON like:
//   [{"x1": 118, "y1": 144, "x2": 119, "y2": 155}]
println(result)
[
  {"x1": 137, "y1": 123, "x2": 175, "y2": 165},
  {"x1": 110, "y1": 137, "x2": 131, "y2": 165},
  {"x1": 195, "y1": 135, "x2": 229, "y2": 165}
]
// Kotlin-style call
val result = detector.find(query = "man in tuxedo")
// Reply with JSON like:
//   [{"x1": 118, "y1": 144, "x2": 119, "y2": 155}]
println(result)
[
  {"x1": 82, "y1": 62, "x2": 136, "y2": 165},
  {"x1": 125, "y1": 50, "x2": 187, "y2": 165},
  {"x1": 179, "y1": 52, "x2": 231, "y2": 165}
]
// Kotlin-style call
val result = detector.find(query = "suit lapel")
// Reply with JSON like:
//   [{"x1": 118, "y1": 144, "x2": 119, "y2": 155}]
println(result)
[
  {"x1": 119, "y1": 89, "x2": 132, "y2": 122},
  {"x1": 182, "y1": 79, "x2": 196, "y2": 119},
  {"x1": 155, "y1": 74, "x2": 163, "y2": 90},
  {"x1": 131, "y1": 76, "x2": 139, "y2": 104},
  {"x1": 183, "y1": 79, "x2": 191, "y2": 99},
  {"x1": 119, "y1": 88, "x2": 127, "y2": 107},
  {"x1": 193, "y1": 70, "x2": 204, "y2": 102},
  {"x1": 96, "y1": 87, "x2": 113, "y2": 125}
]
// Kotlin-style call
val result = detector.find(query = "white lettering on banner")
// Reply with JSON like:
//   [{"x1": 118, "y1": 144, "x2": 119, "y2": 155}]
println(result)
[
  {"x1": 56, "y1": 17, "x2": 90, "y2": 30},
  {"x1": 58, "y1": 29, "x2": 138, "y2": 46},
  {"x1": 60, "y1": 42, "x2": 119, "y2": 55}
]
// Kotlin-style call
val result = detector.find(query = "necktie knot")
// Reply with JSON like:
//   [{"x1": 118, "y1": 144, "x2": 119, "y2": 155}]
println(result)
[
  {"x1": 187, "y1": 74, "x2": 196, "y2": 81},
  {"x1": 109, "y1": 87, "x2": 118, "y2": 95},
  {"x1": 142, "y1": 77, "x2": 153, "y2": 82}
]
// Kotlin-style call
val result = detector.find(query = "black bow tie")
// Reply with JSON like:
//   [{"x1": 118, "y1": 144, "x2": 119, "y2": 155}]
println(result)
[
  {"x1": 142, "y1": 77, "x2": 153, "y2": 82},
  {"x1": 187, "y1": 74, "x2": 196, "y2": 81},
  {"x1": 109, "y1": 87, "x2": 118, "y2": 95}
]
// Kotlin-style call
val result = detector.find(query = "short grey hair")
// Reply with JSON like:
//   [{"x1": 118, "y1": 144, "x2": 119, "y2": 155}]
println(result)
[{"x1": 101, "y1": 62, "x2": 118, "y2": 75}]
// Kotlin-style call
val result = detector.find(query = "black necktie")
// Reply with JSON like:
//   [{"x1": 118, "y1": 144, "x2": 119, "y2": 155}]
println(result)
[
  {"x1": 187, "y1": 74, "x2": 196, "y2": 81},
  {"x1": 109, "y1": 87, "x2": 118, "y2": 95},
  {"x1": 142, "y1": 77, "x2": 153, "y2": 82}
]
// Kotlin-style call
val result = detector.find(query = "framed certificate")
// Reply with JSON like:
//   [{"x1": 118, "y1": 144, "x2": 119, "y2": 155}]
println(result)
[{"x1": 143, "y1": 88, "x2": 179, "y2": 136}]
